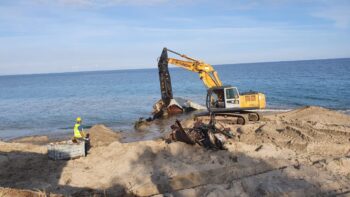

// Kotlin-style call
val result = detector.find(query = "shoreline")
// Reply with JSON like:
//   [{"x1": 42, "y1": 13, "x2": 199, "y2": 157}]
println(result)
[
  {"x1": 2, "y1": 106, "x2": 350, "y2": 142},
  {"x1": 0, "y1": 108, "x2": 299, "y2": 143}
]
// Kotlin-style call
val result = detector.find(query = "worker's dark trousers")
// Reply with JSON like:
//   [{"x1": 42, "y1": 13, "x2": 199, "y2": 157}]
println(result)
[{"x1": 84, "y1": 138, "x2": 90, "y2": 156}]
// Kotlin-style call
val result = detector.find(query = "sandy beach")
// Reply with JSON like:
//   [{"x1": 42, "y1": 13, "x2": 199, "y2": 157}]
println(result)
[
  {"x1": 1, "y1": 0, "x2": 350, "y2": 196},
  {"x1": 0, "y1": 106, "x2": 349, "y2": 196}
]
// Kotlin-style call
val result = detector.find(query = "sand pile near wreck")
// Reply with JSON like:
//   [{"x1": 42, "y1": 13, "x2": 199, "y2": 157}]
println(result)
[{"x1": 0, "y1": 106, "x2": 350, "y2": 196}]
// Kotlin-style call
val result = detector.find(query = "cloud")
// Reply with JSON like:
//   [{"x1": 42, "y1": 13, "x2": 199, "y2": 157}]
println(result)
[
  {"x1": 312, "y1": 5, "x2": 350, "y2": 28},
  {"x1": 30, "y1": 0, "x2": 314, "y2": 8},
  {"x1": 33, "y1": 0, "x2": 170, "y2": 7}
]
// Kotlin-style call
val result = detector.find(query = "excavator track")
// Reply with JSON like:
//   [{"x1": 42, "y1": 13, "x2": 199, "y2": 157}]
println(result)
[{"x1": 195, "y1": 111, "x2": 261, "y2": 125}]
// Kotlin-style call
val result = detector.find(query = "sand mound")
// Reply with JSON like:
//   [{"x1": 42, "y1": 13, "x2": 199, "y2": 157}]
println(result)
[
  {"x1": 276, "y1": 106, "x2": 350, "y2": 125},
  {"x1": 0, "y1": 141, "x2": 46, "y2": 154},
  {"x1": 11, "y1": 136, "x2": 49, "y2": 145},
  {"x1": 0, "y1": 187, "x2": 62, "y2": 197},
  {"x1": 88, "y1": 124, "x2": 121, "y2": 147}
]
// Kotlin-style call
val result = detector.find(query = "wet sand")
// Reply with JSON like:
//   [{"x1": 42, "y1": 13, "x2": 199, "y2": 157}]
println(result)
[{"x1": 0, "y1": 106, "x2": 349, "y2": 196}]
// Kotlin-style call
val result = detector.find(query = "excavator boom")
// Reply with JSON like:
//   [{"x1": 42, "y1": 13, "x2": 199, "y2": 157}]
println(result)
[{"x1": 165, "y1": 48, "x2": 222, "y2": 88}]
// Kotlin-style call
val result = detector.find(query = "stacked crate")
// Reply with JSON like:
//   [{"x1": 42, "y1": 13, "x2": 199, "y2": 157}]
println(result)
[{"x1": 47, "y1": 141, "x2": 85, "y2": 160}]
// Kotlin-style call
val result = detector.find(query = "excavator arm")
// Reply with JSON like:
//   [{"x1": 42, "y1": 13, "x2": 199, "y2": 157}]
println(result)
[
  {"x1": 165, "y1": 48, "x2": 222, "y2": 88},
  {"x1": 157, "y1": 47, "x2": 222, "y2": 108},
  {"x1": 157, "y1": 48, "x2": 211, "y2": 117}
]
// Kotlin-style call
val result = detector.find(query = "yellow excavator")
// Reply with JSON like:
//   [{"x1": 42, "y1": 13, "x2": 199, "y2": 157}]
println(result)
[{"x1": 157, "y1": 47, "x2": 266, "y2": 124}]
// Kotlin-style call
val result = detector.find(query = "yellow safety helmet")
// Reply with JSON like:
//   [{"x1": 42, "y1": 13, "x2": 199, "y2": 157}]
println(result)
[{"x1": 76, "y1": 117, "x2": 82, "y2": 122}]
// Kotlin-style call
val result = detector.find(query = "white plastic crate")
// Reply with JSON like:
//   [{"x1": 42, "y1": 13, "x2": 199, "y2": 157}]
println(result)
[{"x1": 47, "y1": 140, "x2": 85, "y2": 160}]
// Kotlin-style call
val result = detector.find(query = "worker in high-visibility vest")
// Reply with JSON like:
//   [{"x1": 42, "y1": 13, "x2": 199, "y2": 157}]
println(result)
[
  {"x1": 73, "y1": 117, "x2": 90, "y2": 155},
  {"x1": 74, "y1": 117, "x2": 85, "y2": 139}
]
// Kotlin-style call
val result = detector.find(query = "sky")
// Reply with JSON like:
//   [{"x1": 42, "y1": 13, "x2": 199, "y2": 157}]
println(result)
[{"x1": 0, "y1": 0, "x2": 350, "y2": 75}]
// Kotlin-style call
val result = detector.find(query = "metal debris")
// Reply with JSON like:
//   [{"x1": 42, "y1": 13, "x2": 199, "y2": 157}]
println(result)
[
  {"x1": 166, "y1": 119, "x2": 234, "y2": 150},
  {"x1": 255, "y1": 145, "x2": 263, "y2": 152}
]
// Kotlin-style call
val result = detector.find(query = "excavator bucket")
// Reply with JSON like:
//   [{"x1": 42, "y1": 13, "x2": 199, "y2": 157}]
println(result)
[
  {"x1": 158, "y1": 48, "x2": 173, "y2": 106},
  {"x1": 156, "y1": 48, "x2": 185, "y2": 116},
  {"x1": 153, "y1": 48, "x2": 182, "y2": 118}
]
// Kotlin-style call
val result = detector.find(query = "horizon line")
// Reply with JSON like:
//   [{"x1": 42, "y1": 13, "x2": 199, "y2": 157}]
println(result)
[{"x1": 1, "y1": 56, "x2": 349, "y2": 77}]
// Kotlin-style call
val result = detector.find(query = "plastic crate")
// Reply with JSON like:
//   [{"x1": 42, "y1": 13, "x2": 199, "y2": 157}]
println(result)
[{"x1": 47, "y1": 140, "x2": 85, "y2": 160}]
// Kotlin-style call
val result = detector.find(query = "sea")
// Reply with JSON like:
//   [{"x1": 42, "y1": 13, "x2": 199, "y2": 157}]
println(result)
[{"x1": 0, "y1": 58, "x2": 349, "y2": 140}]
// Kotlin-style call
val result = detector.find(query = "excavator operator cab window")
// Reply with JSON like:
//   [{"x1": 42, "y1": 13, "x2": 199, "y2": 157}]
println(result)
[
  {"x1": 225, "y1": 87, "x2": 239, "y2": 99},
  {"x1": 225, "y1": 87, "x2": 240, "y2": 107},
  {"x1": 210, "y1": 89, "x2": 225, "y2": 108}
]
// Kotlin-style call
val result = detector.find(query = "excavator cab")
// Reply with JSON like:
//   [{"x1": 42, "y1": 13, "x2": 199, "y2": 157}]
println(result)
[{"x1": 206, "y1": 86, "x2": 240, "y2": 112}]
